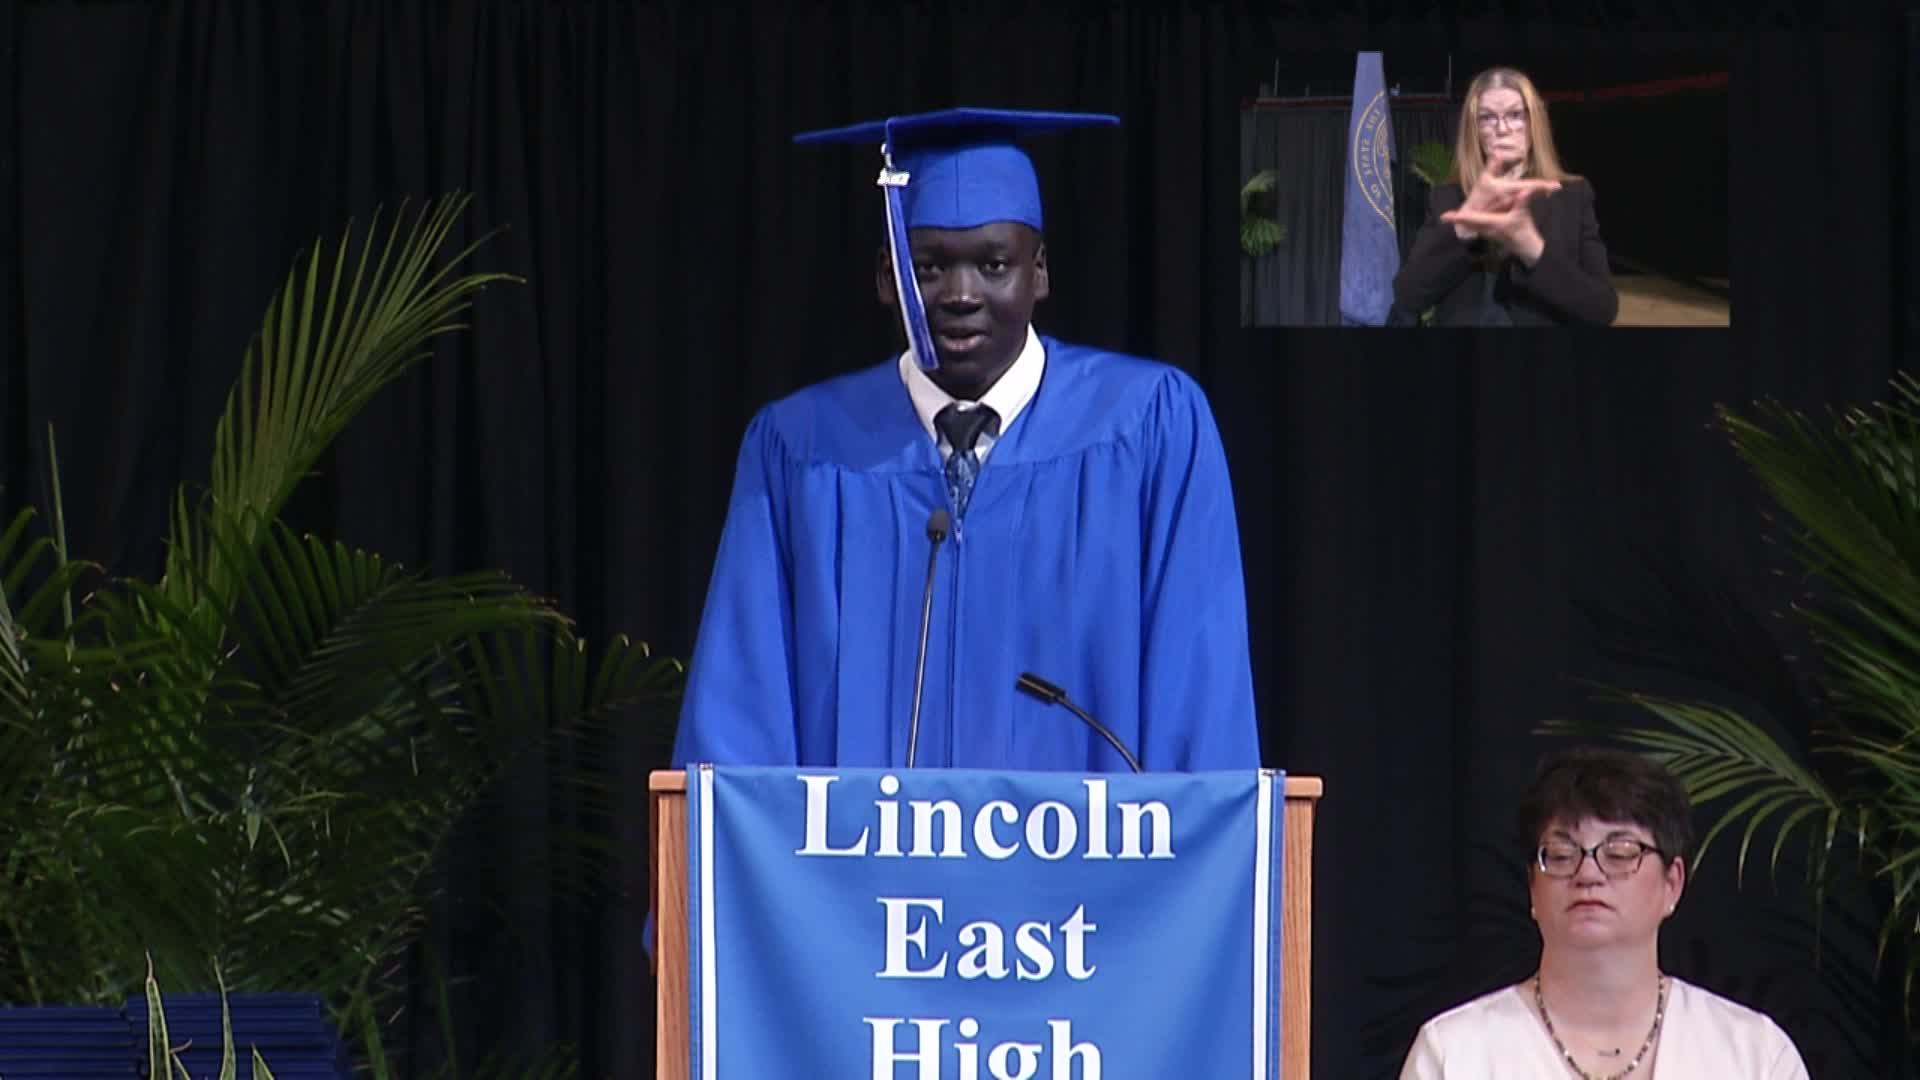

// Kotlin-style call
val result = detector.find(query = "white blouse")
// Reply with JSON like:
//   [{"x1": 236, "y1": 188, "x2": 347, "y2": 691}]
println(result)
[{"x1": 1399, "y1": 977, "x2": 1809, "y2": 1079}]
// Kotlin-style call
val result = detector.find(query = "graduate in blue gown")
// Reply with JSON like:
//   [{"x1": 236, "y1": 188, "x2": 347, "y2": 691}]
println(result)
[{"x1": 671, "y1": 108, "x2": 1259, "y2": 773}]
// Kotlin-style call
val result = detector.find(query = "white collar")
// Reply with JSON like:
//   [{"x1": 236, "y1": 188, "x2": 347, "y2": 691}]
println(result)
[{"x1": 898, "y1": 325, "x2": 1045, "y2": 460}]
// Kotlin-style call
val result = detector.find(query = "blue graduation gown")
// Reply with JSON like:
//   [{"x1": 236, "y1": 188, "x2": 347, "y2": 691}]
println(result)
[{"x1": 671, "y1": 336, "x2": 1259, "y2": 772}]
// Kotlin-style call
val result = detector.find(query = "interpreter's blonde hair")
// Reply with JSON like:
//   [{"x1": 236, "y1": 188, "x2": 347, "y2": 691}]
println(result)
[{"x1": 1453, "y1": 67, "x2": 1580, "y2": 194}]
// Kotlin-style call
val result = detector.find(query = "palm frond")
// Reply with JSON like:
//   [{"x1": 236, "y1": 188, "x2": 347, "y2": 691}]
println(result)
[
  {"x1": 1239, "y1": 170, "x2": 1286, "y2": 257},
  {"x1": 0, "y1": 508, "x2": 50, "y2": 713},
  {"x1": 144, "y1": 956, "x2": 175, "y2": 1079},
  {"x1": 1566, "y1": 374, "x2": 1920, "y2": 1038},
  {"x1": 1239, "y1": 218, "x2": 1286, "y2": 258},
  {"x1": 1407, "y1": 139, "x2": 1455, "y2": 188},
  {"x1": 1239, "y1": 169, "x2": 1277, "y2": 209},
  {"x1": 0, "y1": 192, "x2": 687, "y2": 1074},
  {"x1": 1721, "y1": 392, "x2": 1920, "y2": 636},
  {"x1": 168, "y1": 194, "x2": 518, "y2": 628},
  {"x1": 1, "y1": 508, "x2": 95, "y2": 641},
  {"x1": 1543, "y1": 694, "x2": 1842, "y2": 882},
  {"x1": 205, "y1": 193, "x2": 515, "y2": 531},
  {"x1": 446, "y1": 630, "x2": 684, "y2": 900}
]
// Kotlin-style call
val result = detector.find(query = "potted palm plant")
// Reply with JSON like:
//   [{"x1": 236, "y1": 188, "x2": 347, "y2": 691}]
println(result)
[
  {"x1": 1240, "y1": 169, "x2": 1287, "y2": 258},
  {"x1": 0, "y1": 193, "x2": 681, "y2": 1077},
  {"x1": 1545, "y1": 374, "x2": 1920, "y2": 1058},
  {"x1": 1406, "y1": 138, "x2": 1454, "y2": 190}
]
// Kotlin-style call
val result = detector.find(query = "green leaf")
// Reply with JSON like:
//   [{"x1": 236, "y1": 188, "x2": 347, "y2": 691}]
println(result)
[
  {"x1": 0, "y1": 193, "x2": 687, "y2": 1074},
  {"x1": 1557, "y1": 374, "x2": 1920, "y2": 1023},
  {"x1": 1239, "y1": 169, "x2": 1278, "y2": 207},
  {"x1": 218, "y1": 963, "x2": 238, "y2": 1080},
  {"x1": 145, "y1": 955, "x2": 173, "y2": 1080},
  {"x1": 1240, "y1": 218, "x2": 1286, "y2": 258},
  {"x1": 174, "y1": 193, "x2": 520, "y2": 627},
  {"x1": 1542, "y1": 695, "x2": 1838, "y2": 879},
  {"x1": 1407, "y1": 139, "x2": 1455, "y2": 188},
  {"x1": 1239, "y1": 170, "x2": 1287, "y2": 258}
]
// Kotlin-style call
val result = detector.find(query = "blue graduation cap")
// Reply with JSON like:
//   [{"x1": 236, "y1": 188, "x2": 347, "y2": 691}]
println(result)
[{"x1": 794, "y1": 107, "x2": 1119, "y2": 371}]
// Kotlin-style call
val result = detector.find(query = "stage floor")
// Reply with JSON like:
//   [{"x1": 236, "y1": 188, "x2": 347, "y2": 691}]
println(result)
[{"x1": 1612, "y1": 273, "x2": 1730, "y2": 326}]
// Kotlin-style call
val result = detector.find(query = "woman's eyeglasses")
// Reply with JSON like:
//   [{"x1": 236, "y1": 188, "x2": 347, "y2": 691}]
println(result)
[
  {"x1": 1475, "y1": 108, "x2": 1529, "y2": 132},
  {"x1": 1536, "y1": 839, "x2": 1665, "y2": 879}
]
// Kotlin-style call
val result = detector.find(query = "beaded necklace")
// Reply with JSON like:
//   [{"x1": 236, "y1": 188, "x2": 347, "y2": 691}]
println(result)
[{"x1": 1533, "y1": 973, "x2": 1668, "y2": 1080}]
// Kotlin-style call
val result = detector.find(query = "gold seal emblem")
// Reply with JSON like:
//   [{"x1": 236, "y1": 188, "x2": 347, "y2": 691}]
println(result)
[{"x1": 1350, "y1": 89, "x2": 1395, "y2": 226}]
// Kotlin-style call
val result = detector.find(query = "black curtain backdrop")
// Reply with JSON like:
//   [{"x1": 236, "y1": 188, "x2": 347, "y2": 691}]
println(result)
[
  {"x1": 1240, "y1": 101, "x2": 1453, "y2": 327},
  {"x1": 3, "y1": 2, "x2": 1914, "y2": 1077},
  {"x1": 1552, "y1": 89, "x2": 1731, "y2": 283}
]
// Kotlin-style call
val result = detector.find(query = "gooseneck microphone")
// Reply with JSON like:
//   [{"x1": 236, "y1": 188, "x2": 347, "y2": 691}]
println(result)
[
  {"x1": 905, "y1": 509, "x2": 952, "y2": 768},
  {"x1": 1015, "y1": 672, "x2": 1142, "y2": 773}
]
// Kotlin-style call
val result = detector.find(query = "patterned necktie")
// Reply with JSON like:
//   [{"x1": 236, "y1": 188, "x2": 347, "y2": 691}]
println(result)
[{"x1": 934, "y1": 403, "x2": 1001, "y2": 518}]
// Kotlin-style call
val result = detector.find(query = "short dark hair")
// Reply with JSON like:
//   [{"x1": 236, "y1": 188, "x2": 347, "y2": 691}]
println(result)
[{"x1": 1516, "y1": 747, "x2": 1694, "y2": 868}]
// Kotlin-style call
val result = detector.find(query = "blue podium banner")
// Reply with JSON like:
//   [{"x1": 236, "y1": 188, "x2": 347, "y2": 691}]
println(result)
[{"x1": 686, "y1": 766, "x2": 1286, "y2": 1080}]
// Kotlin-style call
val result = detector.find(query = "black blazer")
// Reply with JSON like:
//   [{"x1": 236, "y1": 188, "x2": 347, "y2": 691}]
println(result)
[{"x1": 1388, "y1": 178, "x2": 1618, "y2": 327}]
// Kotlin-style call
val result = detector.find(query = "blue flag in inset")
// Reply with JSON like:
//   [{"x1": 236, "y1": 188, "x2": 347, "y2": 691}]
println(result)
[{"x1": 1338, "y1": 51, "x2": 1398, "y2": 326}]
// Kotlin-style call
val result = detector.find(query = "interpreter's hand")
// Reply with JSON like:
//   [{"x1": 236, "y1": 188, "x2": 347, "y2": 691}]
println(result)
[{"x1": 1442, "y1": 167, "x2": 1559, "y2": 264}]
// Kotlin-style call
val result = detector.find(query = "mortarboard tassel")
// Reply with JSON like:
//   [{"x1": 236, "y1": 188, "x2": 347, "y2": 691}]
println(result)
[{"x1": 879, "y1": 123, "x2": 941, "y2": 372}]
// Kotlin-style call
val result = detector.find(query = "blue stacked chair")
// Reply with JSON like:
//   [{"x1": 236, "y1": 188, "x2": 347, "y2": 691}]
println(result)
[
  {"x1": 121, "y1": 994, "x2": 352, "y2": 1080},
  {"x1": 0, "y1": 1005, "x2": 138, "y2": 1079}
]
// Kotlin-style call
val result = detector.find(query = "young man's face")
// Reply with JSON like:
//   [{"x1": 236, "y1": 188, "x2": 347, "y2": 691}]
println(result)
[{"x1": 877, "y1": 221, "x2": 1049, "y2": 400}]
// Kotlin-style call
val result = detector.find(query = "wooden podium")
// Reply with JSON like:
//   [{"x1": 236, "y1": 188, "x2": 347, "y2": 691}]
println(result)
[{"x1": 649, "y1": 770, "x2": 1323, "y2": 1078}]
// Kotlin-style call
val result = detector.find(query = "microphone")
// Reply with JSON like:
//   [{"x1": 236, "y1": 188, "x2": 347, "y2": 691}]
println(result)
[
  {"x1": 906, "y1": 509, "x2": 951, "y2": 768},
  {"x1": 1015, "y1": 672, "x2": 1142, "y2": 773}
]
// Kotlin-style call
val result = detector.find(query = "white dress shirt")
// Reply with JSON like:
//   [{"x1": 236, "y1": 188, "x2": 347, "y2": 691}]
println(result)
[{"x1": 898, "y1": 324, "x2": 1045, "y2": 464}]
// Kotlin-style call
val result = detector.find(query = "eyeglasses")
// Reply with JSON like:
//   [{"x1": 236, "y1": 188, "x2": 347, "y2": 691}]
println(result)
[
  {"x1": 1476, "y1": 108, "x2": 1528, "y2": 132},
  {"x1": 1536, "y1": 839, "x2": 1665, "y2": 879}
]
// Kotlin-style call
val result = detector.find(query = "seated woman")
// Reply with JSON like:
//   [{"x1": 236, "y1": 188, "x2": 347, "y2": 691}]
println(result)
[
  {"x1": 1399, "y1": 747, "x2": 1809, "y2": 1079},
  {"x1": 1388, "y1": 67, "x2": 1619, "y2": 326}
]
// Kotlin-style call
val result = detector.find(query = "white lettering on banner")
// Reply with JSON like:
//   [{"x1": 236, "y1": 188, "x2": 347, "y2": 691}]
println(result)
[
  {"x1": 798, "y1": 775, "x2": 1175, "y2": 861},
  {"x1": 1082, "y1": 781, "x2": 1108, "y2": 858},
  {"x1": 796, "y1": 774, "x2": 868, "y2": 855},
  {"x1": 1014, "y1": 921, "x2": 1053, "y2": 980},
  {"x1": 1059, "y1": 906, "x2": 1097, "y2": 979},
  {"x1": 864, "y1": 1017, "x2": 1102, "y2": 1080},
  {"x1": 1026, "y1": 801, "x2": 1076, "y2": 859},
  {"x1": 877, "y1": 898, "x2": 949, "y2": 978},
  {"x1": 989, "y1": 1039, "x2": 1042, "y2": 1080},
  {"x1": 912, "y1": 797, "x2": 966, "y2": 857},
  {"x1": 974, "y1": 801, "x2": 1019, "y2": 858},
  {"x1": 878, "y1": 774, "x2": 903, "y2": 856},
  {"x1": 1118, "y1": 798, "x2": 1173, "y2": 859},
  {"x1": 1049, "y1": 1020, "x2": 1102, "y2": 1079},
  {"x1": 878, "y1": 901, "x2": 1098, "y2": 982},
  {"x1": 867, "y1": 1017, "x2": 944, "y2": 1079},
  {"x1": 956, "y1": 922, "x2": 1007, "y2": 980}
]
